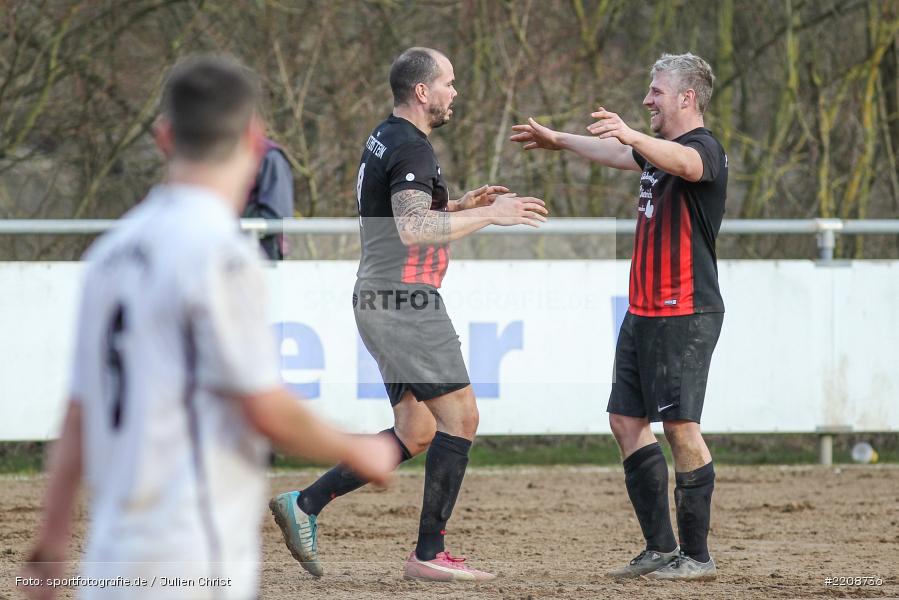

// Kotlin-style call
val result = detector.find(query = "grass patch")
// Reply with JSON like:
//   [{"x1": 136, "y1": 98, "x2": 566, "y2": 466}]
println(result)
[
  {"x1": 5, "y1": 434, "x2": 899, "y2": 474},
  {"x1": 0, "y1": 442, "x2": 45, "y2": 474},
  {"x1": 270, "y1": 433, "x2": 899, "y2": 471}
]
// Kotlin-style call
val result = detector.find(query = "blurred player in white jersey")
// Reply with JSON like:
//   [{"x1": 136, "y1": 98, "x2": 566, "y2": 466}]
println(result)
[{"x1": 21, "y1": 55, "x2": 397, "y2": 600}]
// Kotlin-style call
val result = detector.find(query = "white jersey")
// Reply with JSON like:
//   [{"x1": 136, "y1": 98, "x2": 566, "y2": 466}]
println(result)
[{"x1": 69, "y1": 184, "x2": 281, "y2": 599}]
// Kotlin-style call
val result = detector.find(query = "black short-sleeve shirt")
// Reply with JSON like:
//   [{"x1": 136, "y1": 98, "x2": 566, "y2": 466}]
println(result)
[
  {"x1": 629, "y1": 127, "x2": 728, "y2": 316},
  {"x1": 356, "y1": 115, "x2": 450, "y2": 287}
]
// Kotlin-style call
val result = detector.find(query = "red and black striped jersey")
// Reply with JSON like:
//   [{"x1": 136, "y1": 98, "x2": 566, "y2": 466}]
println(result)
[
  {"x1": 629, "y1": 128, "x2": 727, "y2": 317},
  {"x1": 355, "y1": 115, "x2": 450, "y2": 288}
]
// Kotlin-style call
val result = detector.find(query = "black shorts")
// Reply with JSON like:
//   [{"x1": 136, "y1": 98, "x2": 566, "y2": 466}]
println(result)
[
  {"x1": 353, "y1": 279, "x2": 470, "y2": 407},
  {"x1": 607, "y1": 311, "x2": 723, "y2": 423}
]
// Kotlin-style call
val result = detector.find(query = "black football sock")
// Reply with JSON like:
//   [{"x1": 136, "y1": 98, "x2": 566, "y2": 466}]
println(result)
[
  {"x1": 675, "y1": 461, "x2": 715, "y2": 563},
  {"x1": 297, "y1": 427, "x2": 413, "y2": 516},
  {"x1": 623, "y1": 442, "x2": 678, "y2": 553},
  {"x1": 415, "y1": 431, "x2": 472, "y2": 561}
]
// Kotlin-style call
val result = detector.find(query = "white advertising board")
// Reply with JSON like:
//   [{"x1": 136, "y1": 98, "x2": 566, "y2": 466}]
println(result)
[{"x1": 1, "y1": 260, "x2": 897, "y2": 440}]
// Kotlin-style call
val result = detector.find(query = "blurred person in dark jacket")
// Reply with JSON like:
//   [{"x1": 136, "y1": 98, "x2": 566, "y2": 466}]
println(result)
[{"x1": 244, "y1": 140, "x2": 294, "y2": 260}]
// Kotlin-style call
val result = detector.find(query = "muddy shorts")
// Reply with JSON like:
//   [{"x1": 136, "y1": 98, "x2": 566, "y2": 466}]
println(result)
[
  {"x1": 353, "y1": 278, "x2": 470, "y2": 406},
  {"x1": 607, "y1": 311, "x2": 724, "y2": 423}
]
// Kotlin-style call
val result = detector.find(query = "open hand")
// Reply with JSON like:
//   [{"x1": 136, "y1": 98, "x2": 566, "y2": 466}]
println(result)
[
  {"x1": 456, "y1": 184, "x2": 510, "y2": 211},
  {"x1": 510, "y1": 118, "x2": 563, "y2": 151},
  {"x1": 586, "y1": 107, "x2": 639, "y2": 145},
  {"x1": 490, "y1": 193, "x2": 548, "y2": 227}
]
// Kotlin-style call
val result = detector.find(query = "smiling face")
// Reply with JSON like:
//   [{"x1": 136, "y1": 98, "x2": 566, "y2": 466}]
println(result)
[
  {"x1": 642, "y1": 71, "x2": 686, "y2": 139},
  {"x1": 426, "y1": 54, "x2": 457, "y2": 129}
]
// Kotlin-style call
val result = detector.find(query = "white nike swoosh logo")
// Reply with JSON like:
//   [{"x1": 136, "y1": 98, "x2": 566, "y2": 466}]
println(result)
[{"x1": 658, "y1": 403, "x2": 675, "y2": 411}]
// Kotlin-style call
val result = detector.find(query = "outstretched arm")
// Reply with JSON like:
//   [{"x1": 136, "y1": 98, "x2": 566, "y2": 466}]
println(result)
[
  {"x1": 391, "y1": 189, "x2": 547, "y2": 245},
  {"x1": 511, "y1": 117, "x2": 640, "y2": 172},
  {"x1": 586, "y1": 108, "x2": 703, "y2": 181}
]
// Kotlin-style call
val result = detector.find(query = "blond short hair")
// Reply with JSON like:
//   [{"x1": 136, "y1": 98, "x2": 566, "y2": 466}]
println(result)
[{"x1": 651, "y1": 53, "x2": 715, "y2": 114}]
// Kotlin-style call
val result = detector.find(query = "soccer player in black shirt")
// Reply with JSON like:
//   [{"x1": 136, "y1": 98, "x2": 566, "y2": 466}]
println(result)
[
  {"x1": 271, "y1": 47, "x2": 547, "y2": 582},
  {"x1": 511, "y1": 53, "x2": 726, "y2": 581}
]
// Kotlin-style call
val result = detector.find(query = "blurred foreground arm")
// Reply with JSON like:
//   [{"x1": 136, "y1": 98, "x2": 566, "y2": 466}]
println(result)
[
  {"x1": 240, "y1": 387, "x2": 397, "y2": 485},
  {"x1": 22, "y1": 401, "x2": 83, "y2": 599}
]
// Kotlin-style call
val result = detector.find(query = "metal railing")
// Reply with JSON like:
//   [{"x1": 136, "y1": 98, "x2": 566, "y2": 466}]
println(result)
[{"x1": 1, "y1": 218, "x2": 898, "y2": 261}]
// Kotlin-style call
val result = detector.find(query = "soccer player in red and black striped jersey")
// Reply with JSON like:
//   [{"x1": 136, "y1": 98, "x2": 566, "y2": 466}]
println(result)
[
  {"x1": 271, "y1": 47, "x2": 546, "y2": 583},
  {"x1": 511, "y1": 53, "x2": 726, "y2": 581}
]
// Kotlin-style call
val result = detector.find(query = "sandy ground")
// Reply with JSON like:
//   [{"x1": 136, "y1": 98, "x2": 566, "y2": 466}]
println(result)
[{"x1": 1, "y1": 465, "x2": 897, "y2": 599}]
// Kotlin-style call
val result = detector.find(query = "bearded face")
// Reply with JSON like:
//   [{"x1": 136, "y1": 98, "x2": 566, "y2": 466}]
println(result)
[
  {"x1": 426, "y1": 55, "x2": 457, "y2": 129},
  {"x1": 428, "y1": 98, "x2": 453, "y2": 128}
]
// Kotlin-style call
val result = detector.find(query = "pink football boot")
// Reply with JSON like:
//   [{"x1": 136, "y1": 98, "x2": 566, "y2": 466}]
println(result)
[{"x1": 404, "y1": 550, "x2": 496, "y2": 582}]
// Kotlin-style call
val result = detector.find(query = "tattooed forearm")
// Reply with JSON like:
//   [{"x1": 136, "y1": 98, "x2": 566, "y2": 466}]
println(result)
[{"x1": 391, "y1": 189, "x2": 452, "y2": 245}]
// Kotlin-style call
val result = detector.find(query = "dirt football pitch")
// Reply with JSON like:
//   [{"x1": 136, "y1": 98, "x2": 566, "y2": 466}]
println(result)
[{"x1": 1, "y1": 465, "x2": 897, "y2": 599}]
